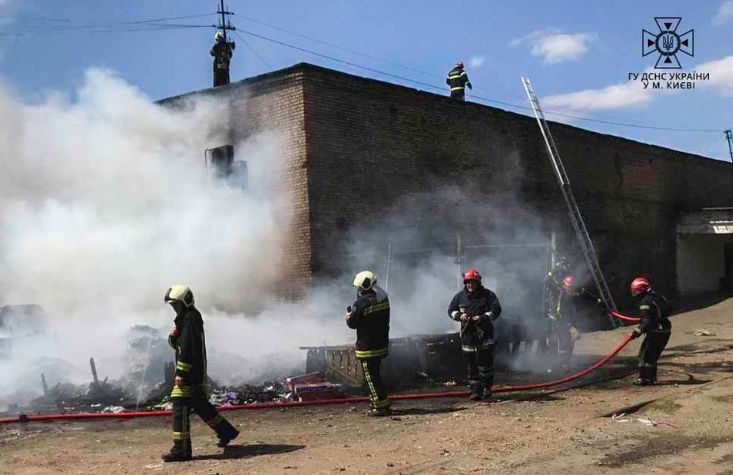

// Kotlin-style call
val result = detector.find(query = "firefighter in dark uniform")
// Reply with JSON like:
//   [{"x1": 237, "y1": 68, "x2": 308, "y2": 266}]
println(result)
[
  {"x1": 629, "y1": 277, "x2": 671, "y2": 386},
  {"x1": 546, "y1": 275, "x2": 603, "y2": 369},
  {"x1": 346, "y1": 270, "x2": 391, "y2": 416},
  {"x1": 210, "y1": 31, "x2": 235, "y2": 87},
  {"x1": 447, "y1": 268, "x2": 502, "y2": 401},
  {"x1": 446, "y1": 61, "x2": 472, "y2": 101},
  {"x1": 162, "y1": 285, "x2": 239, "y2": 462}
]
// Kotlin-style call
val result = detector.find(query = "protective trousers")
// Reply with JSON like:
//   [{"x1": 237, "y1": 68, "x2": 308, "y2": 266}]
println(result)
[
  {"x1": 360, "y1": 357, "x2": 390, "y2": 410},
  {"x1": 213, "y1": 68, "x2": 230, "y2": 87},
  {"x1": 555, "y1": 321, "x2": 575, "y2": 367},
  {"x1": 171, "y1": 387, "x2": 237, "y2": 455},
  {"x1": 450, "y1": 89, "x2": 465, "y2": 101},
  {"x1": 463, "y1": 347, "x2": 494, "y2": 394},
  {"x1": 638, "y1": 331, "x2": 670, "y2": 381}
]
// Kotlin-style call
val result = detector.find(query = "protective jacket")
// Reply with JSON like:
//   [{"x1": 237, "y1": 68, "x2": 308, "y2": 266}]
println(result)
[
  {"x1": 168, "y1": 307, "x2": 208, "y2": 397},
  {"x1": 448, "y1": 286, "x2": 502, "y2": 348},
  {"x1": 346, "y1": 286, "x2": 390, "y2": 359},
  {"x1": 446, "y1": 67, "x2": 471, "y2": 92},
  {"x1": 638, "y1": 292, "x2": 671, "y2": 334},
  {"x1": 210, "y1": 41, "x2": 234, "y2": 70}
]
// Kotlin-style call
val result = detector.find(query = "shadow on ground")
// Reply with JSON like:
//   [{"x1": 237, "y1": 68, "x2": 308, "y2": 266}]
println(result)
[{"x1": 193, "y1": 443, "x2": 305, "y2": 461}]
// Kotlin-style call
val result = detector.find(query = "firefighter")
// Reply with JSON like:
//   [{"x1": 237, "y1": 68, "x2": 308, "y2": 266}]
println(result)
[
  {"x1": 629, "y1": 277, "x2": 671, "y2": 386},
  {"x1": 162, "y1": 285, "x2": 239, "y2": 462},
  {"x1": 346, "y1": 270, "x2": 391, "y2": 416},
  {"x1": 210, "y1": 31, "x2": 235, "y2": 87},
  {"x1": 446, "y1": 61, "x2": 472, "y2": 101},
  {"x1": 447, "y1": 268, "x2": 502, "y2": 401},
  {"x1": 547, "y1": 275, "x2": 601, "y2": 369}
]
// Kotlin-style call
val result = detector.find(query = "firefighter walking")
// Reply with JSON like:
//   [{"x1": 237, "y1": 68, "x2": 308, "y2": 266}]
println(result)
[
  {"x1": 346, "y1": 271, "x2": 392, "y2": 416},
  {"x1": 162, "y1": 285, "x2": 239, "y2": 462},
  {"x1": 210, "y1": 31, "x2": 235, "y2": 87},
  {"x1": 448, "y1": 268, "x2": 502, "y2": 401},
  {"x1": 629, "y1": 277, "x2": 671, "y2": 386},
  {"x1": 446, "y1": 61, "x2": 472, "y2": 101}
]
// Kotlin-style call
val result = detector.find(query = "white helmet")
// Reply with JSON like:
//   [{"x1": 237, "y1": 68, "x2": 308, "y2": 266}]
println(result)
[
  {"x1": 214, "y1": 31, "x2": 224, "y2": 41},
  {"x1": 353, "y1": 271, "x2": 376, "y2": 291},
  {"x1": 164, "y1": 285, "x2": 195, "y2": 307}
]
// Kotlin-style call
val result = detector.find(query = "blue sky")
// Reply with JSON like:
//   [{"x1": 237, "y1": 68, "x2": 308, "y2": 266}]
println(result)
[{"x1": 1, "y1": 0, "x2": 731, "y2": 161}]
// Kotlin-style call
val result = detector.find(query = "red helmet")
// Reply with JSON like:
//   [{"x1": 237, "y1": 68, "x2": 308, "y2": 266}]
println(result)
[
  {"x1": 463, "y1": 268, "x2": 481, "y2": 284},
  {"x1": 562, "y1": 276, "x2": 575, "y2": 292},
  {"x1": 630, "y1": 277, "x2": 651, "y2": 296}
]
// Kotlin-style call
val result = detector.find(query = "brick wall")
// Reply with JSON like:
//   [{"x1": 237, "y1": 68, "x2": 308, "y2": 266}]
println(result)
[
  {"x1": 160, "y1": 63, "x2": 733, "y2": 308},
  {"x1": 296, "y1": 64, "x2": 733, "y2": 307},
  {"x1": 160, "y1": 69, "x2": 312, "y2": 299}
]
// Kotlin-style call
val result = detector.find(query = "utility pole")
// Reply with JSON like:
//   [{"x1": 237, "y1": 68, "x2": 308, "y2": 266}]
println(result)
[
  {"x1": 725, "y1": 129, "x2": 733, "y2": 164},
  {"x1": 217, "y1": 0, "x2": 235, "y2": 41}
]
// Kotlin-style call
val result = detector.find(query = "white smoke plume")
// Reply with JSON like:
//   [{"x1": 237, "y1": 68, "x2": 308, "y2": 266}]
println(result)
[{"x1": 0, "y1": 69, "x2": 348, "y2": 407}]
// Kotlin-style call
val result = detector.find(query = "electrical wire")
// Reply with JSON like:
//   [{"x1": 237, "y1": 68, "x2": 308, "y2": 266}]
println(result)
[
  {"x1": 235, "y1": 13, "x2": 437, "y2": 80},
  {"x1": 233, "y1": 30, "x2": 271, "y2": 68}
]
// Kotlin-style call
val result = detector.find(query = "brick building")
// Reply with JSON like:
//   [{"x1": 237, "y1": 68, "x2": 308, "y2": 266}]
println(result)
[{"x1": 160, "y1": 63, "x2": 733, "y2": 308}]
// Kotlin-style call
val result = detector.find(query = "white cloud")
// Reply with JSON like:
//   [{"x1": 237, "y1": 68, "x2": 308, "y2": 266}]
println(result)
[
  {"x1": 469, "y1": 55, "x2": 486, "y2": 68},
  {"x1": 713, "y1": 1, "x2": 733, "y2": 25},
  {"x1": 543, "y1": 78, "x2": 654, "y2": 112},
  {"x1": 697, "y1": 55, "x2": 733, "y2": 95},
  {"x1": 542, "y1": 54, "x2": 733, "y2": 113},
  {"x1": 510, "y1": 30, "x2": 597, "y2": 64}
]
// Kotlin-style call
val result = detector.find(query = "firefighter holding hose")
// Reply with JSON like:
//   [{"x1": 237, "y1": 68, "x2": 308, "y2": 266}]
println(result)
[
  {"x1": 629, "y1": 277, "x2": 671, "y2": 385},
  {"x1": 448, "y1": 268, "x2": 502, "y2": 401},
  {"x1": 547, "y1": 274, "x2": 604, "y2": 370},
  {"x1": 162, "y1": 285, "x2": 239, "y2": 462},
  {"x1": 346, "y1": 271, "x2": 392, "y2": 416}
]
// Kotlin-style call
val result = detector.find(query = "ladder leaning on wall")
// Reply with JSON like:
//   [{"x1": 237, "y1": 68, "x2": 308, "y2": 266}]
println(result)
[{"x1": 521, "y1": 77, "x2": 618, "y2": 328}]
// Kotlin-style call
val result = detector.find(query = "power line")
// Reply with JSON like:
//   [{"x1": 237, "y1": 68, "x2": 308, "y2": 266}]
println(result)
[
  {"x1": 233, "y1": 30, "x2": 271, "y2": 68},
  {"x1": 234, "y1": 27, "x2": 721, "y2": 134},
  {"x1": 235, "y1": 13, "x2": 437, "y2": 81}
]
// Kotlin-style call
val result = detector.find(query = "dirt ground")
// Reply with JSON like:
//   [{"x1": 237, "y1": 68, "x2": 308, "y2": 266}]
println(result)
[{"x1": 3, "y1": 296, "x2": 733, "y2": 475}]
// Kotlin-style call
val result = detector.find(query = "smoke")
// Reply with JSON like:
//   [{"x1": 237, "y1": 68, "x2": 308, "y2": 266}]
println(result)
[
  {"x1": 0, "y1": 69, "x2": 580, "y2": 410},
  {"x1": 0, "y1": 68, "x2": 332, "y2": 406}
]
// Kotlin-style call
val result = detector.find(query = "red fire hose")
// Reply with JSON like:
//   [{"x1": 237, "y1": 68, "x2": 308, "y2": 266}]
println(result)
[
  {"x1": 0, "y1": 334, "x2": 635, "y2": 425},
  {"x1": 609, "y1": 310, "x2": 641, "y2": 323}
]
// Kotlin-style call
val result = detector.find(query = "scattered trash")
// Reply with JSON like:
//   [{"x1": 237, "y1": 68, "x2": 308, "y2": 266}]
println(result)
[
  {"x1": 284, "y1": 372, "x2": 345, "y2": 402},
  {"x1": 611, "y1": 413, "x2": 657, "y2": 426},
  {"x1": 692, "y1": 329, "x2": 716, "y2": 336},
  {"x1": 102, "y1": 406, "x2": 125, "y2": 414}
]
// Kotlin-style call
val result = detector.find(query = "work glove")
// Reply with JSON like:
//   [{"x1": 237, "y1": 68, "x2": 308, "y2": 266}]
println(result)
[
  {"x1": 630, "y1": 330, "x2": 641, "y2": 340},
  {"x1": 467, "y1": 82, "x2": 473, "y2": 90}
]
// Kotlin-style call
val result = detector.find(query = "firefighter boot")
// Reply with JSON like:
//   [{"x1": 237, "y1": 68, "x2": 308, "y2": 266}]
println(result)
[
  {"x1": 216, "y1": 420, "x2": 240, "y2": 448},
  {"x1": 469, "y1": 383, "x2": 484, "y2": 401},
  {"x1": 366, "y1": 407, "x2": 392, "y2": 417},
  {"x1": 633, "y1": 366, "x2": 654, "y2": 386},
  {"x1": 162, "y1": 440, "x2": 192, "y2": 462}
]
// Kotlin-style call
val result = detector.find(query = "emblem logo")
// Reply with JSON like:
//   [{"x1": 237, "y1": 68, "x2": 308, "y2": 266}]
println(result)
[{"x1": 642, "y1": 17, "x2": 694, "y2": 69}]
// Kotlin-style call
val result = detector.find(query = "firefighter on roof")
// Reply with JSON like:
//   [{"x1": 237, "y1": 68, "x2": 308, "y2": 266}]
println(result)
[
  {"x1": 211, "y1": 31, "x2": 235, "y2": 87},
  {"x1": 162, "y1": 285, "x2": 239, "y2": 462},
  {"x1": 447, "y1": 268, "x2": 502, "y2": 401},
  {"x1": 346, "y1": 271, "x2": 392, "y2": 416},
  {"x1": 446, "y1": 61, "x2": 472, "y2": 101}
]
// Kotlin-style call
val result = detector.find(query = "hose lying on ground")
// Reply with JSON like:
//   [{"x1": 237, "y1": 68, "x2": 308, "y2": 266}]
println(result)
[{"x1": 0, "y1": 334, "x2": 635, "y2": 424}]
